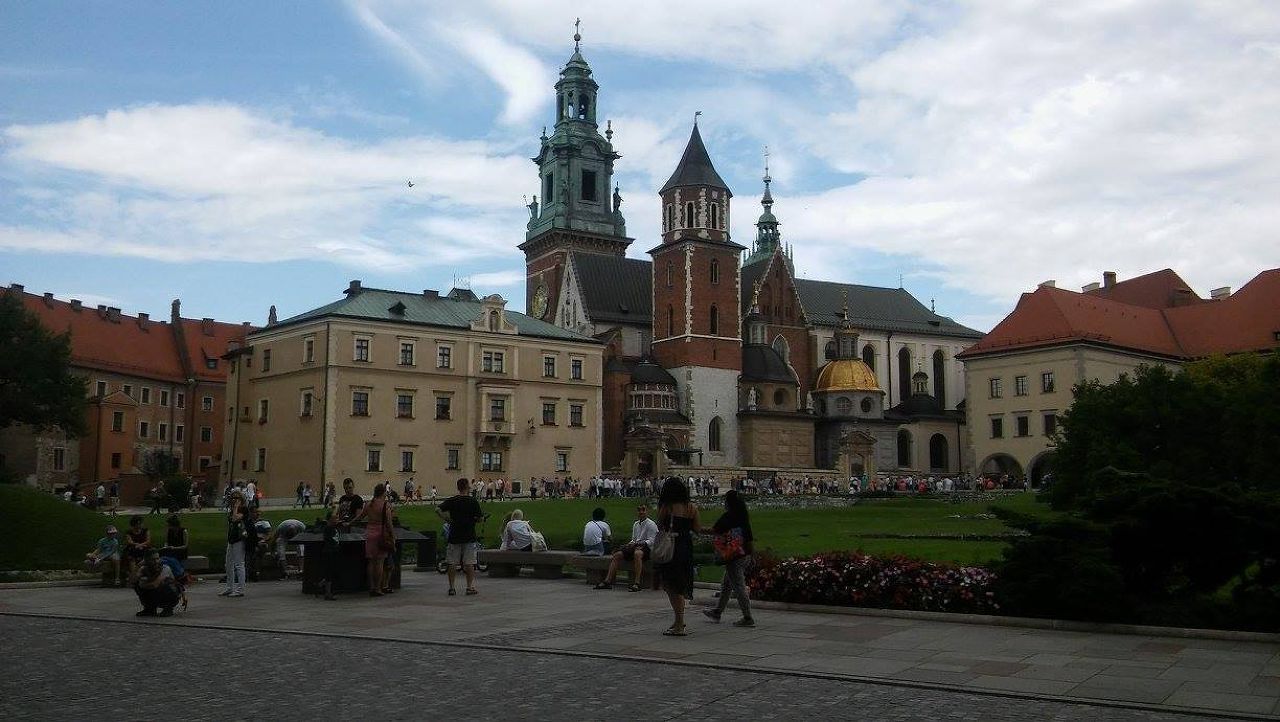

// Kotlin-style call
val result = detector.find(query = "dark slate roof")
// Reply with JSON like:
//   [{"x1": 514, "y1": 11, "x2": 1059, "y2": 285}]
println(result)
[
  {"x1": 885, "y1": 393, "x2": 959, "y2": 421},
  {"x1": 629, "y1": 358, "x2": 678, "y2": 386},
  {"x1": 274, "y1": 287, "x2": 596, "y2": 343},
  {"x1": 573, "y1": 253, "x2": 653, "y2": 324},
  {"x1": 629, "y1": 409, "x2": 691, "y2": 426},
  {"x1": 661, "y1": 125, "x2": 730, "y2": 193},
  {"x1": 792, "y1": 278, "x2": 982, "y2": 339},
  {"x1": 741, "y1": 344, "x2": 797, "y2": 384}
]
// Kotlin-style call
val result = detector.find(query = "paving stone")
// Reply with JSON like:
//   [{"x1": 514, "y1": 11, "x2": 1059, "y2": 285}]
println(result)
[{"x1": 1162, "y1": 687, "x2": 1276, "y2": 715}]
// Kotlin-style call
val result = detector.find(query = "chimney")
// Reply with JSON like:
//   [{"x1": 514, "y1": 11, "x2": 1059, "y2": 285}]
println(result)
[
  {"x1": 1210, "y1": 286, "x2": 1231, "y2": 300},
  {"x1": 97, "y1": 304, "x2": 108, "y2": 319},
  {"x1": 1103, "y1": 271, "x2": 1117, "y2": 289},
  {"x1": 241, "y1": 321, "x2": 252, "y2": 338},
  {"x1": 1082, "y1": 282, "x2": 1101, "y2": 293},
  {"x1": 42, "y1": 292, "x2": 54, "y2": 307},
  {"x1": 423, "y1": 289, "x2": 439, "y2": 299},
  {"x1": 137, "y1": 312, "x2": 150, "y2": 330},
  {"x1": 70, "y1": 299, "x2": 82, "y2": 311},
  {"x1": 170, "y1": 299, "x2": 182, "y2": 324},
  {"x1": 106, "y1": 306, "x2": 121, "y2": 322},
  {"x1": 201, "y1": 318, "x2": 214, "y2": 336},
  {"x1": 1038, "y1": 280, "x2": 1056, "y2": 288},
  {"x1": 9, "y1": 283, "x2": 23, "y2": 293},
  {"x1": 344, "y1": 279, "x2": 363, "y2": 296}
]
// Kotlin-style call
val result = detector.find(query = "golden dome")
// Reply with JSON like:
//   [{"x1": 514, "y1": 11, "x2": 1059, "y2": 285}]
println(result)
[{"x1": 815, "y1": 359, "x2": 881, "y2": 392}]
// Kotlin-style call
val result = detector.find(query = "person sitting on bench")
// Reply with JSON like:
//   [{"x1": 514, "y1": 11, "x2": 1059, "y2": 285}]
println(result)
[
  {"x1": 500, "y1": 509, "x2": 536, "y2": 551},
  {"x1": 594, "y1": 504, "x2": 659, "y2": 591}
]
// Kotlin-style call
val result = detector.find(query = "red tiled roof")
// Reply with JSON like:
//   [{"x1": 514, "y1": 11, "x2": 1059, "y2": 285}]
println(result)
[
  {"x1": 177, "y1": 317, "x2": 252, "y2": 382},
  {"x1": 959, "y1": 268, "x2": 1280, "y2": 360},
  {"x1": 1085, "y1": 268, "x2": 1206, "y2": 309}
]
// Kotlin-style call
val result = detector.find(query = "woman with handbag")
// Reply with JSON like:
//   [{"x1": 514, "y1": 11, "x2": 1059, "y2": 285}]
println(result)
[
  {"x1": 703, "y1": 489, "x2": 755, "y2": 627},
  {"x1": 350, "y1": 482, "x2": 395, "y2": 596},
  {"x1": 220, "y1": 491, "x2": 246, "y2": 597},
  {"x1": 654, "y1": 476, "x2": 700, "y2": 636}
]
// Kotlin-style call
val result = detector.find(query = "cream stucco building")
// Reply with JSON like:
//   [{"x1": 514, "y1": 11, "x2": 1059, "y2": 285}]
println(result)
[{"x1": 222, "y1": 282, "x2": 603, "y2": 498}]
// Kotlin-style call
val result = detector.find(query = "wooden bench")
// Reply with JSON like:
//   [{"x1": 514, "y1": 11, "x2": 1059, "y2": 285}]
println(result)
[
  {"x1": 567, "y1": 554, "x2": 652, "y2": 587},
  {"x1": 475, "y1": 550, "x2": 577, "y2": 579}
]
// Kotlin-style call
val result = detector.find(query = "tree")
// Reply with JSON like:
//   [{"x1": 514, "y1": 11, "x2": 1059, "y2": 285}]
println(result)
[{"x1": 0, "y1": 292, "x2": 87, "y2": 436}]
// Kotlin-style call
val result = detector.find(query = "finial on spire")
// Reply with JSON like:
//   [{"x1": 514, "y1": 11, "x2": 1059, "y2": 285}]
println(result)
[
  {"x1": 605, "y1": 119, "x2": 613, "y2": 142},
  {"x1": 763, "y1": 145, "x2": 771, "y2": 184},
  {"x1": 694, "y1": 110, "x2": 702, "y2": 127},
  {"x1": 574, "y1": 18, "x2": 581, "y2": 50},
  {"x1": 841, "y1": 290, "x2": 849, "y2": 322}
]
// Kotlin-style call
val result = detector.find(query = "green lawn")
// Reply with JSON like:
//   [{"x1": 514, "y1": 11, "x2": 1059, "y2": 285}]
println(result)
[{"x1": 1, "y1": 486, "x2": 1053, "y2": 572}]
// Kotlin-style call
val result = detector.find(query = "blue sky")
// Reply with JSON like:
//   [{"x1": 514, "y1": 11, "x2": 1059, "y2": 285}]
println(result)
[{"x1": 3, "y1": 1, "x2": 1279, "y2": 332}]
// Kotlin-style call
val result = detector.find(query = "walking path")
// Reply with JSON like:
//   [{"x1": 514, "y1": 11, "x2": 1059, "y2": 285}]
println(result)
[{"x1": 2, "y1": 573, "x2": 1277, "y2": 718}]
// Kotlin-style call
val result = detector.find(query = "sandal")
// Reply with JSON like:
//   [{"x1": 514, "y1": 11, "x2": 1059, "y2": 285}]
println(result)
[
  {"x1": 662, "y1": 626, "x2": 688, "y2": 636},
  {"x1": 465, "y1": 588, "x2": 479, "y2": 596},
  {"x1": 628, "y1": 584, "x2": 642, "y2": 592},
  {"x1": 447, "y1": 588, "x2": 457, "y2": 596}
]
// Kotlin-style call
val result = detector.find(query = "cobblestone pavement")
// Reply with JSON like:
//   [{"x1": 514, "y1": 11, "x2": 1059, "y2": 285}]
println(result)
[{"x1": 0, "y1": 617, "x2": 1221, "y2": 721}]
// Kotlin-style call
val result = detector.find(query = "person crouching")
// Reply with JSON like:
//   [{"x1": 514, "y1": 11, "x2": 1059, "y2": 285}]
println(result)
[{"x1": 132, "y1": 550, "x2": 181, "y2": 617}]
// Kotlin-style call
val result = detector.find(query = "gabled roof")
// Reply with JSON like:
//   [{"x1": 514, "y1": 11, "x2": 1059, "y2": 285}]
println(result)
[
  {"x1": 177, "y1": 317, "x2": 252, "y2": 382},
  {"x1": 958, "y1": 268, "x2": 1280, "y2": 360},
  {"x1": 661, "y1": 125, "x2": 730, "y2": 194},
  {"x1": 275, "y1": 287, "x2": 597, "y2": 343},
  {"x1": 1085, "y1": 269, "x2": 1205, "y2": 309},
  {"x1": 742, "y1": 344, "x2": 797, "y2": 384},
  {"x1": 572, "y1": 253, "x2": 653, "y2": 325},
  {"x1": 792, "y1": 278, "x2": 983, "y2": 339}
]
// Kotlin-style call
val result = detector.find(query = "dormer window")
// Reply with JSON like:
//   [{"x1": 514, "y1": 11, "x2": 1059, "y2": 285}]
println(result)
[{"x1": 488, "y1": 310, "x2": 499, "y2": 331}]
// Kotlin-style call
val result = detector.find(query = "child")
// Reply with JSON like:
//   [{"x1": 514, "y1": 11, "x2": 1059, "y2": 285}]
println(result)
[{"x1": 85, "y1": 526, "x2": 121, "y2": 586}]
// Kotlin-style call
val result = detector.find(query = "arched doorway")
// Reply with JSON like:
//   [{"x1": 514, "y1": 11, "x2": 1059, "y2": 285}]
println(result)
[
  {"x1": 1029, "y1": 451, "x2": 1056, "y2": 487},
  {"x1": 898, "y1": 347, "x2": 911, "y2": 402},
  {"x1": 638, "y1": 452, "x2": 654, "y2": 477},
  {"x1": 928, "y1": 433, "x2": 949, "y2": 471},
  {"x1": 979, "y1": 453, "x2": 1024, "y2": 477},
  {"x1": 896, "y1": 429, "x2": 912, "y2": 468}
]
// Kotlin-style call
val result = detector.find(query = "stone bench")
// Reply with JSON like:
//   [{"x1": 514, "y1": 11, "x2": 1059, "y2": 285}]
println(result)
[
  {"x1": 475, "y1": 550, "x2": 577, "y2": 579},
  {"x1": 183, "y1": 555, "x2": 211, "y2": 573},
  {"x1": 567, "y1": 554, "x2": 652, "y2": 587}
]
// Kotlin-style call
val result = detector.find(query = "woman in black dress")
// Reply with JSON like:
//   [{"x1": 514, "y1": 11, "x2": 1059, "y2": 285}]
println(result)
[{"x1": 656, "y1": 477, "x2": 700, "y2": 636}]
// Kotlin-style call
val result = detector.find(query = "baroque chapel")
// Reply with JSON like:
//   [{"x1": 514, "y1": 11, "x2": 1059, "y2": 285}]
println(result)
[{"x1": 520, "y1": 38, "x2": 982, "y2": 482}]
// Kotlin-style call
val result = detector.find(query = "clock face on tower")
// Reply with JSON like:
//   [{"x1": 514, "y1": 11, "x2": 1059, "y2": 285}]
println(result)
[{"x1": 532, "y1": 284, "x2": 549, "y2": 320}]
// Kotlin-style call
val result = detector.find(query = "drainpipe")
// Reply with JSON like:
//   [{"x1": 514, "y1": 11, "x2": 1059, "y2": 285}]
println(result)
[
  {"x1": 321, "y1": 322, "x2": 331, "y2": 487},
  {"x1": 93, "y1": 400, "x2": 103, "y2": 483}
]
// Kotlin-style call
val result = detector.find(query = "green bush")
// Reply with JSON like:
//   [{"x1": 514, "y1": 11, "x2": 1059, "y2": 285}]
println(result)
[{"x1": 993, "y1": 516, "x2": 1132, "y2": 623}]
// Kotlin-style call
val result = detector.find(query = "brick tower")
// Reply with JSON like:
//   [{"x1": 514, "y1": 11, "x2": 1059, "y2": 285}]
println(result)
[{"x1": 649, "y1": 122, "x2": 745, "y2": 466}]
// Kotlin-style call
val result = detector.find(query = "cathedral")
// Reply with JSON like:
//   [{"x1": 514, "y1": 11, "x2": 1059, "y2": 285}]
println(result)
[{"x1": 520, "y1": 38, "x2": 982, "y2": 482}]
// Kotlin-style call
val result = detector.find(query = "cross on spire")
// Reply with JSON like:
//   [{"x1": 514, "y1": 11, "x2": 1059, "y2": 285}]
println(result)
[
  {"x1": 574, "y1": 18, "x2": 581, "y2": 50},
  {"x1": 694, "y1": 110, "x2": 701, "y2": 127}
]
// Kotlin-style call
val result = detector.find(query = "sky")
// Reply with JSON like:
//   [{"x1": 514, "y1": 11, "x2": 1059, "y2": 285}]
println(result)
[{"x1": 2, "y1": 1, "x2": 1278, "y2": 333}]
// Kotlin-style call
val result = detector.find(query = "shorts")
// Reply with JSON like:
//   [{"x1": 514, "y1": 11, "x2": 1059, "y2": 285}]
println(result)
[
  {"x1": 446, "y1": 542, "x2": 477, "y2": 567},
  {"x1": 622, "y1": 544, "x2": 650, "y2": 562}
]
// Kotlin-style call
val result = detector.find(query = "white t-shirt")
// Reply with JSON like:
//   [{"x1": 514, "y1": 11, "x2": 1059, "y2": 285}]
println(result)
[
  {"x1": 583, "y1": 520, "x2": 611, "y2": 547},
  {"x1": 631, "y1": 518, "x2": 659, "y2": 546}
]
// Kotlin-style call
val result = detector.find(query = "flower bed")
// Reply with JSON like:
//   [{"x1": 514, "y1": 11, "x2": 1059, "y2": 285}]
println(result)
[{"x1": 746, "y1": 550, "x2": 999, "y2": 614}]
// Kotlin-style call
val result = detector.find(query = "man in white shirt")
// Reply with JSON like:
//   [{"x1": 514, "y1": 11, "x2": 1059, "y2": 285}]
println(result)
[{"x1": 593, "y1": 504, "x2": 659, "y2": 591}]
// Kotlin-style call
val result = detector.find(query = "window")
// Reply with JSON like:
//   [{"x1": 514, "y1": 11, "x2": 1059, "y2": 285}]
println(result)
[
  {"x1": 482, "y1": 351, "x2": 505, "y2": 373},
  {"x1": 159, "y1": 389, "x2": 170, "y2": 407},
  {"x1": 141, "y1": 387, "x2": 152, "y2": 404},
  {"x1": 366, "y1": 448, "x2": 381, "y2": 472},
  {"x1": 256, "y1": 448, "x2": 267, "y2": 472},
  {"x1": 123, "y1": 384, "x2": 133, "y2": 398},
  {"x1": 435, "y1": 396, "x2": 452, "y2": 420},
  {"x1": 580, "y1": 169, "x2": 597, "y2": 201},
  {"x1": 773, "y1": 388, "x2": 789, "y2": 407},
  {"x1": 569, "y1": 404, "x2": 584, "y2": 427},
  {"x1": 1044, "y1": 413, "x2": 1058, "y2": 436},
  {"x1": 205, "y1": 358, "x2": 217, "y2": 370},
  {"x1": 488, "y1": 310, "x2": 499, "y2": 331},
  {"x1": 111, "y1": 412, "x2": 124, "y2": 432},
  {"x1": 437, "y1": 345, "x2": 452, "y2": 369},
  {"x1": 173, "y1": 391, "x2": 184, "y2": 409},
  {"x1": 259, "y1": 399, "x2": 269, "y2": 422},
  {"x1": 262, "y1": 349, "x2": 272, "y2": 372},
  {"x1": 667, "y1": 306, "x2": 674, "y2": 336},
  {"x1": 544, "y1": 172, "x2": 553, "y2": 203},
  {"x1": 202, "y1": 396, "x2": 213, "y2": 412},
  {"x1": 989, "y1": 378, "x2": 1003, "y2": 398},
  {"x1": 53, "y1": 447, "x2": 66, "y2": 471},
  {"x1": 481, "y1": 451, "x2": 503, "y2": 472},
  {"x1": 399, "y1": 341, "x2": 415, "y2": 366},
  {"x1": 1014, "y1": 375, "x2": 1028, "y2": 396},
  {"x1": 543, "y1": 356, "x2": 557, "y2": 378},
  {"x1": 709, "y1": 203, "x2": 720, "y2": 229},
  {"x1": 158, "y1": 423, "x2": 168, "y2": 442},
  {"x1": 200, "y1": 426, "x2": 212, "y2": 443},
  {"x1": 198, "y1": 456, "x2": 211, "y2": 470},
  {"x1": 354, "y1": 337, "x2": 370, "y2": 362},
  {"x1": 571, "y1": 358, "x2": 583, "y2": 380},
  {"x1": 96, "y1": 380, "x2": 108, "y2": 397},
  {"x1": 139, "y1": 421, "x2": 150, "y2": 439},
  {"x1": 836, "y1": 397, "x2": 853, "y2": 415},
  {"x1": 710, "y1": 259, "x2": 720, "y2": 284},
  {"x1": 111, "y1": 452, "x2": 122, "y2": 469},
  {"x1": 556, "y1": 451, "x2": 569, "y2": 473},
  {"x1": 1041, "y1": 372, "x2": 1056, "y2": 393},
  {"x1": 304, "y1": 338, "x2": 315, "y2": 363},
  {"x1": 708, "y1": 416, "x2": 723, "y2": 452},
  {"x1": 396, "y1": 393, "x2": 414, "y2": 418},
  {"x1": 665, "y1": 204, "x2": 674, "y2": 232},
  {"x1": 300, "y1": 391, "x2": 313, "y2": 417},
  {"x1": 175, "y1": 425, "x2": 185, "y2": 443},
  {"x1": 401, "y1": 450, "x2": 415, "y2": 472},
  {"x1": 489, "y1": 397, "x2": 506, "y2": 421},
  {"x1": 709, "y1": 305, "x2": 719, "y2": 335},
  {"x1": 542, "y1": 402, "x2": 556, "y2": 425},
  {"x1": 352, "y1": 391, "x2": 369, "y2": 416},
  {"x1": 684, "y1": 201, "x2": 696, "y2": 227},
  {"x1": 990, "y1": 417, "x2": 1004, "y2": 438},
  {"x1": 666, "y1": 262, "x2": 673, "y2": 287},
  {"x1": 861, "y1": 397, "x2": 874, "y2": 414},
  {"x1": 446, "y1": 448, "x2": 460, "y2": 470},
  {"x1": 1015, "y1": 415, "x2": 1030, "y2": 437}
]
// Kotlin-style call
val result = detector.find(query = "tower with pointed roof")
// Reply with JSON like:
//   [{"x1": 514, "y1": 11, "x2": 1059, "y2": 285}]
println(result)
[
  {"x1": 519, "y1": 24, "x2": 630, "y2": 323},
  {"x1": 744, "y1": 154, "x2": 793, "y2": 272},
  {"x1": 649, "y1": 121, "x2": 745, "y2": 465}
]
